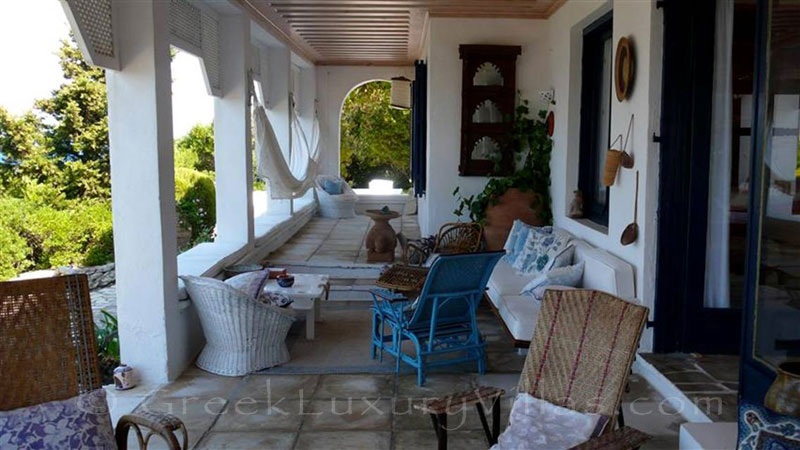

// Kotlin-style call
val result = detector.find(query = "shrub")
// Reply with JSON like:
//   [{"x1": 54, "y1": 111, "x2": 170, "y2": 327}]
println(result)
[
  {"x1": 0, "y1": 223, "x2": 32, "y2": 280},
  {"x1": 0, "y1": 195, "x2": 114, "y2": 279},
  {"x1": 175, "y1": 167, "x2": 216, "y2": 248}
]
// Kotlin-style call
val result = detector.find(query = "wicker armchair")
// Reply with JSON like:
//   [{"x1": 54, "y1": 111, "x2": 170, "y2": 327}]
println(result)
[
  {"x1": 180, "y1": 275, "x2": 295, "y2": 376},
  {"x1": 416, "y1": 289, "x2": 651, "y2": 450},
  {"x1": 0, "y1": 275, "x2": 187, "y2": 450},
  {"x1": 403, "y1": 222, "x2": 483, "y2": 266}
]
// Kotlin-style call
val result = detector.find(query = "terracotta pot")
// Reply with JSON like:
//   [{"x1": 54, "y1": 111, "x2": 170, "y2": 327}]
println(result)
[
  {"x1": 765, "y1": 361, "x2": 800, "y2": 417},
  {"x1": 483, "y1": 188, "x2": 544, "y2": 251}
]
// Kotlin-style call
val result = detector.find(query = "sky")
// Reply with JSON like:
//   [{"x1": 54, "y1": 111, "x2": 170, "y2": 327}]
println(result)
[{"x1": 0, "y1": 0, "x2": 213, "y2": 138}]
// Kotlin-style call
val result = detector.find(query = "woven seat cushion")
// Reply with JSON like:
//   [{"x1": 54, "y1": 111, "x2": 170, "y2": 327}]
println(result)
[
  {"x1": 0, "y1": 389, "x2": 115, "y2": 449},
  {"x1": 492, "y1": 393, "x2": 606, "y2": 450}
]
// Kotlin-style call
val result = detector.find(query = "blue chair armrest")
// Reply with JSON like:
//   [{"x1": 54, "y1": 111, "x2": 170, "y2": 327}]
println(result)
[{"x1": 370, "y1": 288, "x2": 410, "y2": 303}]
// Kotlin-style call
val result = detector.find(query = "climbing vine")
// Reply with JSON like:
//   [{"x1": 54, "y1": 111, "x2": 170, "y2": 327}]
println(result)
[{"x1": 454, "y1": 95, "x2": 553, "y2": 225}]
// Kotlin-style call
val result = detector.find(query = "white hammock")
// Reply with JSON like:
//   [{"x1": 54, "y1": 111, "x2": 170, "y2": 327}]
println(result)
[{"x1": 254, "y1": 93, "x2": 320, "y2": 199}]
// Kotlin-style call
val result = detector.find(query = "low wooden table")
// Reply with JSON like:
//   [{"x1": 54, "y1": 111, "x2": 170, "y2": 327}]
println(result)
[{"x1": 263, "y1": 274, "x2": 330, "y2": 340}]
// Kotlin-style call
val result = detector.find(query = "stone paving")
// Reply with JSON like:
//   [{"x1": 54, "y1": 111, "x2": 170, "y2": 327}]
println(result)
[
  {"x1": 110, "y1": 302, "x2": 685, "y2": 450},
  {"x1": 267, "y1": 214, "x2": 421, "y2": 266},
  {"x1": 641, "y1": 353, "x2": 739, "y2": 423}
]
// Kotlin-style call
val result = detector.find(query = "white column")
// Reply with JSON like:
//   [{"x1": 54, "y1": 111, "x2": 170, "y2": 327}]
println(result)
[
  {"x1": 267, "y1": 46, "x2": 292, "y2": 158},
  {"x1": 214, "y1": 14, "x2": 254, "y2": 245},
  {"x1": 106, "y1": 0, "x2": 179, "y2": 384}
]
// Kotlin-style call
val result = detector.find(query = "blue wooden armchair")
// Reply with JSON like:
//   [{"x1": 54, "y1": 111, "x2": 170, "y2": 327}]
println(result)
[{"x1": 370, "y1": 251, "x2": 505, "y2": 385}]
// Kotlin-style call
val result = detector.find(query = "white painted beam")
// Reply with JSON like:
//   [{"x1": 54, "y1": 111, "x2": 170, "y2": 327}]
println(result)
[{"x1": 214, "y1": 14, "x2": 254, "y2": 247}]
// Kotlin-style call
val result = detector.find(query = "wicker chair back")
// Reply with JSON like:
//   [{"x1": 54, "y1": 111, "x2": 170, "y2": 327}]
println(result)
[
  {"x1": 0, "y1": 275, "x2": 101, "y2": 411},
  {"x1": 518, "y1": 289, "x2": 648, "y2": 426}
]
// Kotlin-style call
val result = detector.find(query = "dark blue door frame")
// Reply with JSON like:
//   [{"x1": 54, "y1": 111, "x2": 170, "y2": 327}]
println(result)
[
  {"x1": 738, "y1": 0, "x2": 777, "y2": 405},
  {"x1": 654, "y1": 0, "x2": 741, "y2": 355}
]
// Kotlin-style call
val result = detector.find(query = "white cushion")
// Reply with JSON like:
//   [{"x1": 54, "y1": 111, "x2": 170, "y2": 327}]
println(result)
[
  {"x1": 488, "y1": 259, "x2": 538, "y2": 297},
  {"x1": 492, "y1": 393, "x2": 605, "y2": 450},
  {"x1": 494, "y1": 295, "x2": 541, "y2": 342},
  {"x1": 573, "y1": 241, "x2": 636, "y2": 300}
]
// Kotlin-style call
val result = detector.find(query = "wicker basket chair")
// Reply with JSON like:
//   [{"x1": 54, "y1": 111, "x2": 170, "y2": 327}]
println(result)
[
  {"x1": 403, "y1": 222, "x2": 484, "y2": 266},
  {"x1": 416, "y1": 289, "x2": 651, "y2": 450},
  {"x1": 0, "y1": 275, "x2": 187, "y2": 450},
  {"x1": 180, "y1": 275, "x2": 295, "y2": 376}
]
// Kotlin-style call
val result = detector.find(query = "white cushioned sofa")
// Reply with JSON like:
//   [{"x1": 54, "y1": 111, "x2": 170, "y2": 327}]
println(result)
[{"x1": 487, "y1": 234, "x2": 636, "y2": 345}]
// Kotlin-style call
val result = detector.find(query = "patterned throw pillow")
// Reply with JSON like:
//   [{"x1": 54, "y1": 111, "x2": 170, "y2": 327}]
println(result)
[
  {"x1": 738, "y1": 400, "x2": 800, "y2": 450},
  {"x1": 503, "y1": 221, "x2": 551, "y2": 265},
  {"x1": 491, "y1": 393, "x2": 606, "y2": 450},
  {"x1": 520, "y1": 261, "x2": 585, "y2": 299},
  {"x1": 322, "y1": 178, "x2": 343, "y2": 195},
  {"x1": 258, "y1": 291, "x2": 294, "y2": 308},
  {"x1": 0, "y1": 389, "x2": 116, "y2": 449},
  {"x1": 512, "y1": 228, "x2": 573, "y2": 276}
]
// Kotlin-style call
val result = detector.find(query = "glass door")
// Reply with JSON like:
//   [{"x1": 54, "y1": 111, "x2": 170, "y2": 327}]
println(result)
[{"x1": 741, "y1": 0, "x2": 800, "y2": 403}]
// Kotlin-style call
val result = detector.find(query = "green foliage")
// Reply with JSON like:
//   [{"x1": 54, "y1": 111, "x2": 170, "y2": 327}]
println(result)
[
  {"x1": 175, "y1": 168, "x2": 216, "y2": 248},
  {"x1": 95, "y1": 309, "x2": 120, "y2": 384},
  {"x1": 340, "y1": 81, "x2": 411, "y2": 189},
  {"x1": 0, "y1": 195, "x2": 114, "y2": 279},
  {"x1": 454, "y1": 95, "x2": 554, "y2": 225},
  {"x1": 175, "y1": 123, "x2": 215, "y2": 172},
  {"x1": 0, "y1": 223, "x2": 32, "y2": 280}
]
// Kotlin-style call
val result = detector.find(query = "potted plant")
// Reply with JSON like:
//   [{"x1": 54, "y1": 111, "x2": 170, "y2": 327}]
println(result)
[{"x1": 454, "y1": 96, "x2": 553, "y2": 250}]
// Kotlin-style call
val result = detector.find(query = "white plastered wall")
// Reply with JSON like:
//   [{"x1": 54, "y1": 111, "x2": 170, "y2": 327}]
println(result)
[
  {"x1": 315, "y1": 66, "x2": 414, "y2": 178},
  {"x1": 418, "y1": 18, "x2": 551, "y2": 236},
  {"x1": 419, "y1": 0, "x2": 664, "y2": 350}
]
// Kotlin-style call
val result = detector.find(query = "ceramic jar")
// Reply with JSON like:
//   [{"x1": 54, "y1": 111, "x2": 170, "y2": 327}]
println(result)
[
  {"x1": 765, "y1": 362, "x2": 800, "y2": 417},
  {"x1": 113, "y1": 364, "x2": 136, "y2": 391}
]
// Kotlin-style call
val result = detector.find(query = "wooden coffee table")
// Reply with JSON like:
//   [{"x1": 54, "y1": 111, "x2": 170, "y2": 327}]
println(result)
[{"x1": 263, "y1": 274, "x2": 330, "y2": 340}]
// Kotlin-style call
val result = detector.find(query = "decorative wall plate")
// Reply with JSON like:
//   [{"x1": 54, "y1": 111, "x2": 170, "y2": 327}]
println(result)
[{"x1": 615, "y1": 37, "x2": 635, "y2": 101}]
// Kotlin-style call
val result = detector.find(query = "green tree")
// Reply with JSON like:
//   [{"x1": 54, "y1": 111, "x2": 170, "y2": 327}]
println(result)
[
  {"x1": 35, "y1": 38, "x2": 110, "y2": 199},
  {"x1": 340, "y1": 81, "x2": 411, "y2": 189},
  {"x1": 175, "y1": 123, "x2": 215, "y2": 172},
  {"x1": 0, "y1": 108, "x2": 60, "y2": 196}
]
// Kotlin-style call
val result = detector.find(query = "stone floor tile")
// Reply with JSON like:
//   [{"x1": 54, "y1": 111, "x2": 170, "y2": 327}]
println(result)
[
  {"x1": 196, "y1": 431, "x2": 297, "y2": 450},
  {"x1": 661, "y1": 370, "x2": 716, "y2": 384},
  {"x1": 213, "y1": 399, "x2": 309, "y2": 431},
  {"x1": 153, "y1": 366, "x2": 243, "y2": 399},
  {"x1": 313, "y1": 374, "x2": 395, "y2": 399},
  {"x1": 486, "y1": 351, "x2": 526, "y2": 373},
  {"x1": 235, "y1": 374, "x2": 319, "y2": 401},
  {"x1": 396, "y1": 374, "x2": 474, "y2": 398},
  {"x1": 294, "y1": 431, "x2": 392, "y2": 450},
  {"x1": 393, "y1": 430, "x2": 489, "y2": 450},
  {"x1": 393, "y1": 397, "x2": 510, "y2": 432},
  {"x1": 302, "y1": 399, "x2": 393, "y2": 431}
]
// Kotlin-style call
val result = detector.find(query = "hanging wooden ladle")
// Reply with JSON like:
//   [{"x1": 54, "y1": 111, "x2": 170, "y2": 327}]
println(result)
[{"x1": 621, "y1": 170, "x2": 639, "y2": 246}]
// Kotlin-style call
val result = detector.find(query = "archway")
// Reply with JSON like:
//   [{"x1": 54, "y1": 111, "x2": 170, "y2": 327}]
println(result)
[{"x1": 339, "y1": 80, "x2": 411, "y2": 192}]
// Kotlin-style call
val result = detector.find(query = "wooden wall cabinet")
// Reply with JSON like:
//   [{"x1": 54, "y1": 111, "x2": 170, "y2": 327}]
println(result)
[{"x1": 458, "y1": 45, "x2": 521, "y2": 176}]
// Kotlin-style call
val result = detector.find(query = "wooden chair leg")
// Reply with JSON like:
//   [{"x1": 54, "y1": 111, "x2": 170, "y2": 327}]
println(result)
[
  {"x1": 617, "y1": 403, "x2": 626, "y2": 429},
  {"x1": 475, "y1": 397, "x2": 502, "y2": 446},
  {"x1": 429, "y1": 413, "x2": 448, "y2": 450}
]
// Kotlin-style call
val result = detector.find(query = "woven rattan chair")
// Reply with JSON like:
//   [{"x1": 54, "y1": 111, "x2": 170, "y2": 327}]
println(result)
[
  {"x1": 416, "y1": 289, "x2": 651, "y2": 450},
  {"x1": 402, "y1": 222, "x2": 483, "y2": 266},
  {"x1": 0, "y1": 275, "x2": 187, "y2": 450}
]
